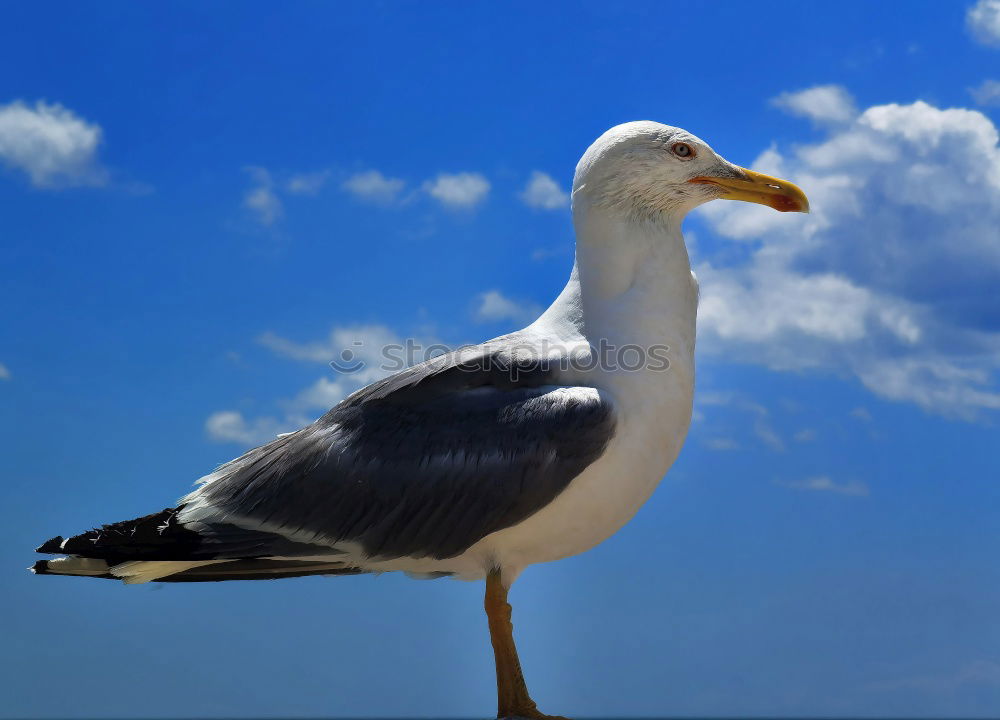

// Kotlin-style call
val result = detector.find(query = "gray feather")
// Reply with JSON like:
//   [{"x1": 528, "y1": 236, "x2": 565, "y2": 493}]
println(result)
[{"x1": 188, "y1": 340, "x2": 616, "y2": 561}]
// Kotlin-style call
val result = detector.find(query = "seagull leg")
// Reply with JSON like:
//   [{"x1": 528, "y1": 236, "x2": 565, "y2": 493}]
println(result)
[{"x1": 485, "y1": 569, "x2": 569, "y2": 720}]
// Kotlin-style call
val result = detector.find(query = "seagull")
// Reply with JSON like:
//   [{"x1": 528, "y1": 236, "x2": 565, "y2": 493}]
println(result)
[{"x1": 32, "y1": 121, "x2": 808, "y2": 719}]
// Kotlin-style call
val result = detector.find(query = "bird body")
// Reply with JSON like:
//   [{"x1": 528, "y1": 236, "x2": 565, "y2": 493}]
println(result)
[
  {"x1": 351, "y1": 216, "x2": 699, "y2": 585},
  {"x1": 32, "y1": 121, "x2": 807, "y2": 719}
]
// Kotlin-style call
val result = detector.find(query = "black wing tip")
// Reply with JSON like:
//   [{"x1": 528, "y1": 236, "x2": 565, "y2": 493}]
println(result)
[
  {"x1": 30, "y1": 560, "x2": 51, "y2": 575},
  {"x1": 35, "y1": 536, "x2": 64, "y2": 553},
  {"x1": 32, "y1": 507, "x2": 193, "y2": 559}
]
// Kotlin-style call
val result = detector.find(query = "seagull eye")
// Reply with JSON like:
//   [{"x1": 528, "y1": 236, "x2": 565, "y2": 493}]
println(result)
[{"x1": 671, "y1": 142, "x2": 694, "y2": 159}]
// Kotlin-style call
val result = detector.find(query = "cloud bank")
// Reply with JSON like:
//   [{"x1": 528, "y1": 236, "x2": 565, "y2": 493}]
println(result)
[
  {"x1": 208, "y1": 324, "x2": 444, "y2": 444},
  {"x1": 696, "y1": 86, "x2": 1000, "y2": 418},
  {"x1": 0, "y1": 100, "x2": 106, "y2": 187},
  {"x1": 342, "y1": 169, "x2": 405, "y2": 204},
  {"x1": 424, "y1": 172, "x2": 490, "y2": 208},
  {"x1": 474, "y1": 290, "x2": 543, "y2": 325},
  {"x1": 520, "y1": 171, "x2": 570, "y2": 209},
  {"x1": 968, "y1": 0, "x2": 1000, "y2": 47}
]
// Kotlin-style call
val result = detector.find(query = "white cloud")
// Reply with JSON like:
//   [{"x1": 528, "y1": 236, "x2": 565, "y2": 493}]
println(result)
[
  {"x1": 243, "y1": 167, "x2": 282, "y2": 226},
  {"x1": 776, "y1": 475, "x2": 870, "y2": 497},
  {"x1": 695, "y1": 391, "x2": 785, "y2": 452},
  {"x1": 242, "y1": 168, "x2": 334, "y2": 222},
  {"x1": 970, "y1": 78, "x2": 1000, "y2": 106},
  {"x1": 208, "y1": 324, "x2": 447, "y2": 445},
  {"x1": 695, "y1": 91, "x2": 1000, "y2": 418},
  {"x1": 793, "y1": 428, "x2": 816, "y2": 443},
  {"x1": 205, "y1": 410, "x2": 291, "y2": 445},
  {"x1": 530, "y1": 246, "x2": 568, "y2": 262},
  {"x1": 697, "y1": 264, "x2": 903, "y2": 349},
  {"x1": 968, "y1": 0, "x2": 1000, "y2": 47},
  {"x1": 871, "y1": 660, "x2": 1000, "y2": 693},
  {"x1": 290, "y1": 376, "x2": 350, "y2": 411},
  {"x1": 520, "y1": 171, "x2": 570, "y2": 210},
  {"x1": 850, "y1": 406, "x2": 873, "y2": 422},
  {"x1": 771, "y1": 84, "x2": 858, "y2": 126},
  {"x1": 0, "y1": 99, "x2": 106, "y2": 187},
  {"x1": 258, "y1": 324, "x2": 429, "y2": 385},
  {"x1": 0, "y1": 363, "x2": 10, "y2": 380},
  {"x1": 474, "y1": 290, "x2": 542, "y2": 325},
  {"x1": 424, "y1": 172, "x2": 490, "y2": 208},
  {"x1": 342, "y1": 170, "x2": 405, "y2": 204},
  {"x1": 705, "y1": 437, "x2": 740, "y2": 451},
  {"x1": 855, "y1": 356, "x2": 1000, "y2": 413},
  {"x1": 256, "y1": 330, "x2": 333, "y2": 363},
  {"x1": 753, "y1": 416, "x2": 785, "y2": 452},
  {"x1": 286, "y1": 170, "x2": 330, "y2": 195}
]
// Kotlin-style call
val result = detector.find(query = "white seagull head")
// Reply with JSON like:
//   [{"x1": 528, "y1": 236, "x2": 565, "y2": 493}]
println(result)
[{"x1": 572, "y1": 120, "x2": 809, "y2": 220}]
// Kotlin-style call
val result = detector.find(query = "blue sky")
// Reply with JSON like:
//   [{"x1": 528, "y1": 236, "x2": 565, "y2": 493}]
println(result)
[{"x1": 2, "y1": 1, "x2": 1000, "y2": 717}]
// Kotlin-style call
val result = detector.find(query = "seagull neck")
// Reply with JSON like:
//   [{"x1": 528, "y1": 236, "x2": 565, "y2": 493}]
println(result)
[{"x1": 537, "y1": 206, "x2": 696, "y2": 347}]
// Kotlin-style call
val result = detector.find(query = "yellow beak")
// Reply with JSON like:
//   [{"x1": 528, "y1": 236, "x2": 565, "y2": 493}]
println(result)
[{"x1": 688, "y1": 168, "x2": 810, "y2": 213}]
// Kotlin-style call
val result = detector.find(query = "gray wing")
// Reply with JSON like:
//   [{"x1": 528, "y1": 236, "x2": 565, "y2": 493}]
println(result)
[{"x1": 183, "y1": 342, "x2": 616, "y2": 561}]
